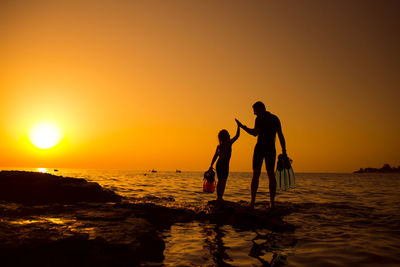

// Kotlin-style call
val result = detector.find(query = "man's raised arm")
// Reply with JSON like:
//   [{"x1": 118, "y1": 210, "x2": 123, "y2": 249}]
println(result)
[{"x1": 235, "y1": 119, "x2": 258, "y2": 137}]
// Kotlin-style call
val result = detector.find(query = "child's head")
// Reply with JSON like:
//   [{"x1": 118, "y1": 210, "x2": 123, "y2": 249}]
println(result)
[{"x1": 218, "y1": 129, "x2": 230, "y2": 144}]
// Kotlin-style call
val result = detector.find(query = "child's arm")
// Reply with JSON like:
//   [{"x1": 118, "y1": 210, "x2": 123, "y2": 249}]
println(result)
[
  {"x1": 231, "y1": 123, "x2": 240, "y2": 144},
  {"x1": 209, "y1": 146, "x2": 219, "y2": 170}
]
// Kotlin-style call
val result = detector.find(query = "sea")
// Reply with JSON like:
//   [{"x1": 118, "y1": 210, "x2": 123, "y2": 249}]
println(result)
[{"x1": 4, "y1": 168, "x2": 400, "y2": 266}]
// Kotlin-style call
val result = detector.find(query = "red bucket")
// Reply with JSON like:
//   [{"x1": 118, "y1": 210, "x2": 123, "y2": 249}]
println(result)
[
  {"x1": 203, "y1": 169, "x2": 216, "y2": 193},
  {"x1": 203, "y1": 179, "x2": 216, "y2": 193}
]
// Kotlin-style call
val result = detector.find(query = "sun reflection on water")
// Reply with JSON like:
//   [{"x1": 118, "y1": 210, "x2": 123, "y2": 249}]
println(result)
[
  {"x1": 37, "y1": 168, "x2": 47, "y2": 173},
  {"x1": 9, "y1": 217, "x2": 76, "y2": 225},
  {"x1": 9, "y1": 219, "x2": 41, "y2": 225}
]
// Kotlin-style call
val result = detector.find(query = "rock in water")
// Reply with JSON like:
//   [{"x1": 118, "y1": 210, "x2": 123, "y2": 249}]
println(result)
[{"x1": 0, "y1": 171, "x2": 122, "y2": 204}]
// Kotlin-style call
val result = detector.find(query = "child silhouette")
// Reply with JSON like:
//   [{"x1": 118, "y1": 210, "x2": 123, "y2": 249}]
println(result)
[{"x1": 209, "y1": 120, "x2": 240, "y2": 203}]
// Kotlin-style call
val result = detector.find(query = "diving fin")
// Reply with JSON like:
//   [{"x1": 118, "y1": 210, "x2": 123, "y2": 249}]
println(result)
[{"x1": 275, "y1": 154, "x2": 295, "y2": 191}]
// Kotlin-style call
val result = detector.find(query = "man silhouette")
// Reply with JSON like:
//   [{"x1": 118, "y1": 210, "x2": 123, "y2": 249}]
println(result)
[{"x1": 236, "y1": 101, "x2": 287, "y2": 208}]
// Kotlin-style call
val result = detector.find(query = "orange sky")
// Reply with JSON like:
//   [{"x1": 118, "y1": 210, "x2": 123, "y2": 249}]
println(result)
[{"x1": 1, "y1": 1, "x2": 399, "y2": 172}]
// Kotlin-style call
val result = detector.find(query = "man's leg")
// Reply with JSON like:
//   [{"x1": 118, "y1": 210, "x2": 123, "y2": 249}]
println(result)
[
  {"x1": 267, "y1": 169, "x2": 276, "y2": 208},
  {"x1": 266, "y1": 149, "x2": 277, "y2": 208},
  {"x1": 250, "y1": 169, "x2": 261, "y2": 208},
  {"x1": 251, "y1": 145, "x2": 263, "y2": 208}
]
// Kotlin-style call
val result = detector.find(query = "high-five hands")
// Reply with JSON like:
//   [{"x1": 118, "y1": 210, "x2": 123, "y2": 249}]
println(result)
[{"x1": 235, "y1": 119, "x2": 243, "y2": 128}]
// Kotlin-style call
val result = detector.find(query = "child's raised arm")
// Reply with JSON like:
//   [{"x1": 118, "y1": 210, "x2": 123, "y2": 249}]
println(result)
[{"x1": 231, "y1": 120, "x2": 241, "y2": 144}]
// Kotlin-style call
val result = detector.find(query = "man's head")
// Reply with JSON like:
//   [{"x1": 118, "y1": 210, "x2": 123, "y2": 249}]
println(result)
[{"x1": 252, "y1": 101, "x2": 266, "y2": 116}]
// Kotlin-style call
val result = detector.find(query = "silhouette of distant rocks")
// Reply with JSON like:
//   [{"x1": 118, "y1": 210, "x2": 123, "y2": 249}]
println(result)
[{"x1": 354, "y1": 164, "x2": 400, "y2": 173}]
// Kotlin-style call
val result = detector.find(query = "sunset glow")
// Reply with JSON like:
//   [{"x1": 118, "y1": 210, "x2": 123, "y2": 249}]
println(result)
[
  {"x1": 29, "y1": 122, "x2": 62, "y2": 149},
  {"x1": 37, "y1": 167, "x2": 47, "y2": 173},
  {"x1": 0, "y1": 2, "x2": 399, "y2": 266},
  {"x1": 0, "y1": 1, "x2": 399, "y2": 171}
]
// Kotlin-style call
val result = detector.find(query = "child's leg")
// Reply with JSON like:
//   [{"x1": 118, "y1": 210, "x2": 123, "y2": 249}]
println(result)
[
  {"x1": 217, "y1": 178, "x2": 227, "y2": 201},
  {"x1": 216, "y1": 164, "x2": 229, "y2": 201}
]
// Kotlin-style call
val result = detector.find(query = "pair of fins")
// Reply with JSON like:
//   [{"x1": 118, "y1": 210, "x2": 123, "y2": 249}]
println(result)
[{"x1": 275, "y1": 154, "x2": 295, "y2": 191}]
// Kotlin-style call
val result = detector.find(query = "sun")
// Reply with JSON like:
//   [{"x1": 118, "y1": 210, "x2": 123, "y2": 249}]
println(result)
[{"x1": 29, "y1": 122, "x2": 62, "y2": 149}]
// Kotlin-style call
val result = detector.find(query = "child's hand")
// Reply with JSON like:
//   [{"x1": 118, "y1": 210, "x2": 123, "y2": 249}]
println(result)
[{"x1": 235, "y1": 119, "x2": 243, "y2": 128}]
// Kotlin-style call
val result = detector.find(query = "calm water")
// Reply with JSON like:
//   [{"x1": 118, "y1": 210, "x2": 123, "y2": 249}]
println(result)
[{"x1": 4, "y1": 168, "x2": 400, "y2": 266}]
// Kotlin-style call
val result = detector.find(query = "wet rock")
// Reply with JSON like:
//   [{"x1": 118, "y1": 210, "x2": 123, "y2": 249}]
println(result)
[
  {"x1": 0, "y1": 171, "x2": 122, "y2": 204},
  {"x1": 206, "y1": 200, "x2": 296, "y2": 232},
  {"x1": 115, "y1": 202, "x2": 197, "y2": 228},
  {"x1": 2, "y1": 235, "x2": 141, "y2": 267},
  {"x1": 0, "y1": 203, "x2": 168, "y2": 266}
]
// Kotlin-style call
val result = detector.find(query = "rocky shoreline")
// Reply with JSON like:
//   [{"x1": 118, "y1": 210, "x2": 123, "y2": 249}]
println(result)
[
  {"x1": 0, "y1": 171, "x2": 295, "y2": 266},
  {"x1": 0, "y1": 170, "x2": 122, "y2": 204},
  {"x1": 354, "y1": 164, "x2": 400, "y2": 173}
]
